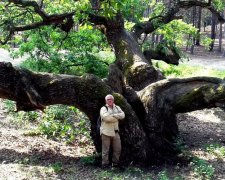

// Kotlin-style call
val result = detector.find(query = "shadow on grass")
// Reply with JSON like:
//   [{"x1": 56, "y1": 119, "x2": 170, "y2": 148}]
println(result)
[
  {"x1": 177, "y1": 112, "x2": 225, "y2": 149},
  {"x1": 0, "y1": 148, "x2": 79, "y2": 166}
]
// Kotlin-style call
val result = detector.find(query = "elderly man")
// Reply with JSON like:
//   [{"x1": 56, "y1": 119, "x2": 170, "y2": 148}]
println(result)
[{"x1": 100, "y1": 94, "x2": 125, "y2": 168}]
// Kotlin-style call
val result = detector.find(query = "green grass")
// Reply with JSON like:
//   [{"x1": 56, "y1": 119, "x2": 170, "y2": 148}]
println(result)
[
  {"x1": 205, "y1": 144, "x2": 225, "y2": 159},
  {"x1": 152, "y1": 60, "x2": 225, "y2": 78},
  {"x1": 191, "y1": 157, "x2": 215, "y2": 180},
  {"x1": 50, "y1": 162, "x2": 63, "y2": 173},
  {"x1": 80, "y1": 154, "x2": 101, "y2": 165}
]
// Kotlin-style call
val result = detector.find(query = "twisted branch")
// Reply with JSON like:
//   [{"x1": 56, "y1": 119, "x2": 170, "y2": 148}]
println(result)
[{"x1": 133, "y1": 0, "x2": 225, "y2": 38}]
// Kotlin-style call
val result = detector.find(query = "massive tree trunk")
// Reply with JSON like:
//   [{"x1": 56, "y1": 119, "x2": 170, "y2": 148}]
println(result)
[{"x1": 1, "y1": 60, "x2": 225, "y2": 165}]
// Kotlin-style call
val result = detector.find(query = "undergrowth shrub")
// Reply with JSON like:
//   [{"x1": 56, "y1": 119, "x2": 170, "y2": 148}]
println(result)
[
  {"x1": 3, "y1": 99, "x2": 15, "y2": 112},
  {"x1": 191, "y1": 157, "x2": 215, "y2": 180},
  {"x1": 2, "y1": 100, "x2": 91, "y2": 144},
  {"x1": 3, "y1": 100, "x2": 40, "y2": 124},
  {"x1": 38, "y1": 105, "x2": 91, "y2": 144}
]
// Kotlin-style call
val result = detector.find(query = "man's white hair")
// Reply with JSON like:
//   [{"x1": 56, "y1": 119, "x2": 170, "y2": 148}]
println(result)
[{"x1": 105, "y1": 94, "x2": 114, "y2": 101}]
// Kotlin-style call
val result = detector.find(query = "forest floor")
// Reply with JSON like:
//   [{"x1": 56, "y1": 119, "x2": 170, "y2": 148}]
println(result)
[
  {"x1": 181, "y1": 43, "x2": 225, "y2": 70},
  {"x1": 0, "y1": 46, "x2": 225, "y2": 179}
]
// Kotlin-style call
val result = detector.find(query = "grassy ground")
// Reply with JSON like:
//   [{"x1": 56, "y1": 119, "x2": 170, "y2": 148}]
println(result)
[{"x1": 152, "y1": 60, "x2": 225, "y2": 79}]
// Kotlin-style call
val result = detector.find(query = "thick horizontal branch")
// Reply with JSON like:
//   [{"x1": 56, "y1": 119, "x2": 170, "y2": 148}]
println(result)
[
  {"x1": 0, "y1": 62, "x2": 112, "y2": 114},
  {"x1": 88, "y1": 13, "x2": 108, "y2": 26},
  {"x1": 136, "y1": 76, "x2": 225, "y2": 146},
  {"x1": 133, "y1": 14, "x2": 180, "y2": 38},
  {"x1": 143, "y1": 49, "x2": 180, "y2": 65},
  {"x1": 12, "y1": 12, "x2": 74, "y2": 31},
  {"x1": 0, "y1": 62, "x2": 150, "y2": 163},
  {"x1": 8, "y1": 0, "x2": 108, "y2": 28},
  {"x1": 0, "y1": 9, "x2": 75, "y2": 44},
  {"x1": 139, "y1": 77, "x2": 225, "y2": 114}
]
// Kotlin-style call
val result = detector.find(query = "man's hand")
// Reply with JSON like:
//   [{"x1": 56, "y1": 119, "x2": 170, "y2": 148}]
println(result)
[{"x1": 113, "y1": 112, "x2": 125, "y2": 120}]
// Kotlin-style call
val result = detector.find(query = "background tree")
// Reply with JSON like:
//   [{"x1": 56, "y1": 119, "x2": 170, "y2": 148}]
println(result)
[
  {"x1": 209, "y1": 13, "x2": 217, "y2": 51},
  {"x1": 0, "y1": 0, "x2": 225, "y2": 165},
  {"x1": 218, "y1": 21, "x2": 223, "y2": 52},
  {"x1": 196, "y1": 7, "x2": 202, "y2": 46}
]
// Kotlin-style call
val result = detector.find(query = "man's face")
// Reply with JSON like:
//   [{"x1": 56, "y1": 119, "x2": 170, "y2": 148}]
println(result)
[{"x1": 106, "y1": 97, "x2": 114, "y2": 106}]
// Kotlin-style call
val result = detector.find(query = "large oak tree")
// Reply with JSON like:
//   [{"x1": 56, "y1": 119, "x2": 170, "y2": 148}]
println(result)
[{"x1": 0, "y1": 0, "x2": 225, "y2": 165}]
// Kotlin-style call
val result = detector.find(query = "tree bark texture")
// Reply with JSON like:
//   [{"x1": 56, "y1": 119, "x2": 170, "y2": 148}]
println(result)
[{"x1": 1, "y1": 61, "x2": 225, "y2": 165}]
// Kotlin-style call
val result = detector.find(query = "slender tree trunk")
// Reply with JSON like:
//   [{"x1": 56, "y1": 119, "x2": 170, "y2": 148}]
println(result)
[
  {"x1": 156, "y1": 34, "x2": 159, "y2": 43},
  {"x1": 224, "y1": 23, "x2": 225, "y2": 57},
  {"x1": 204, "y1": 21, "x2": 206, "y2": 32},
  {"x1": 152, "y1": 34, "x2": 155, "y2": 48},
  {"x1": 160, "y1": 34, "x2": 164, "y2": 42},
  {"x1": 186, "y1": 35, "x2": 191, "y2": 51},
  {"x1": 218, "y1": 22, "x2": 223, "y2": 52},
  {"x1": 190, "y1": 38, "x2": 195, "y2": 54},
  {"x1": 191, "y1": 7, "x2": 196, "y2": 54},
  {"x1": 196, "y1": 7, "x2": 202, "y2": 45},
  {"x1": 209, "y1": 13, "x2": 217, "y2": 51}
]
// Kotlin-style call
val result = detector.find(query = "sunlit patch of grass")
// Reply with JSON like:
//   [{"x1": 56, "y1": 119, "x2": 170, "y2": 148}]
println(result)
[
  {"x1": 205, "y1": 144, "x2": 225, "y2": 159},
  {"x1": 152, "y1": 60, "x2": 225, "y2": 78}
]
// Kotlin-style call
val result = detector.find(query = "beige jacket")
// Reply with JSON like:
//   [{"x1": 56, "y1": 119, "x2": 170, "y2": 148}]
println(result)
[{"x1": 100, "y1": 104, "x2": 125, "y2": 137}]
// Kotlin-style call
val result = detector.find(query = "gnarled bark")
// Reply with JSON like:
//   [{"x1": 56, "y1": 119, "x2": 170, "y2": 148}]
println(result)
[
  {"x1": 104, "y1": 16, "x2": 163, "y2": 91},
  {"x1": 0, "y1": 62, "x2": 149, "y2": 164},
  {"x1": 143, "y1": 48, "x2": 180, "y2": 65},
  {"x1": 1, "y1": 62, "x2": 225, "y2": 165}
]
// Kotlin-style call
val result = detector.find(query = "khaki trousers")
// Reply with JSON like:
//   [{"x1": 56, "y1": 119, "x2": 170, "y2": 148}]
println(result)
[{"x1": 101, "y1": 133, "x2": 121, "y2": 165}]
